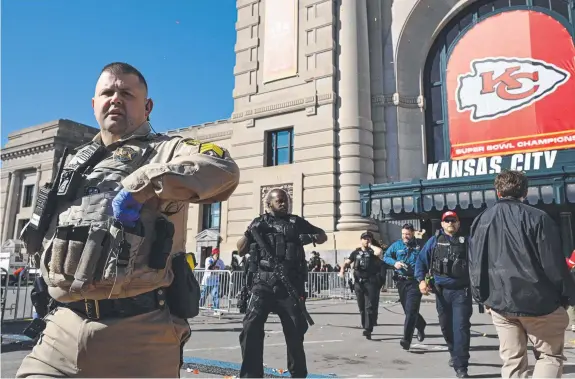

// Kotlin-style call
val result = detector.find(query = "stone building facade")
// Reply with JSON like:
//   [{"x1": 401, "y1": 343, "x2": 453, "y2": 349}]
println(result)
[{"x1": 2, "y1": 0, "x2": 517, "y2": 265}]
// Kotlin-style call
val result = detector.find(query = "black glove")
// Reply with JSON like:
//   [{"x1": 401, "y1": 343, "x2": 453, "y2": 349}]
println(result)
[{"x1": 299, "y1": 234, "x2": 315, "y2": 245}]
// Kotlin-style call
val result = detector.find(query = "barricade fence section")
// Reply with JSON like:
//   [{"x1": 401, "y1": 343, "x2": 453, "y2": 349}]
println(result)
[
  {"x1": 1, "y1": 269, "x2": 35, "y2": 323},
  {"x1": 194, "y1": 269, "x2": 398, "y2": 315},
  {"x1": 0, "y1": 268, "x2": 400, "y2": 321}
]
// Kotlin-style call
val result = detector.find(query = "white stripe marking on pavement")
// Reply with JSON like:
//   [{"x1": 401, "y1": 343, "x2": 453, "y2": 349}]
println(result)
[
  {"x1": 184, "y1": 339, "x2": 343, "y2": 352},
  {"x1": 410, "y1": 343, "x2": 449, "y2": 351}
]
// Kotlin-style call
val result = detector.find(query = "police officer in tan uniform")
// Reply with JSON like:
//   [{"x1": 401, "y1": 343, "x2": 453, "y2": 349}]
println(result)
[{"x1": 16, "y1": 62, "x2": 240, "y2": 378}]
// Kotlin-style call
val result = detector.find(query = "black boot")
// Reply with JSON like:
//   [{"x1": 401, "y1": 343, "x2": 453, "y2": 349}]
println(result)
[
  {"x1": 400, "y1": 339, "x2": 410, "y2": 350},
  {"x1": 416, "y1": 327, "x2": 425, "y2": 342},
  {"x1": 455, "y1": 368, "x2": 469, "y2": 378},
  {"x1": 363, "y1": 330, "x2": 372, "y2": 340}
]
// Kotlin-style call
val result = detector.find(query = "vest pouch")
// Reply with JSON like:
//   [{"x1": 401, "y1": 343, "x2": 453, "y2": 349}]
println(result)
[
  {"x1": 49, "y1": 226, "x2": 72, "y2": 275},
  {"x1": 102, "y1": 222, "x2": 146, "y2": 293},
  {"x1": 274, "y1": 234, "x2": 286, "y2": 260},
  {"x1": 63, "y1": 226, "x2": 90, "y2": 276},
  {"x1": 441, "y1": 258, "x2": 453, "y2": 277},
  {"x1": 148, "y1": 217, "x2": 175, "y2": 270},
  {"x1": 166, "y1": 252, "x2": 200, "y2": 319},
  {"x1": 69, "y1": 222, "x2": 109, "y2": 294},
  {"x1": 451, "y1": 259, "x2": 467, "y2": 279},
  {"x1": 285, "y1": 242, "x2": 298, "y2": 261}
]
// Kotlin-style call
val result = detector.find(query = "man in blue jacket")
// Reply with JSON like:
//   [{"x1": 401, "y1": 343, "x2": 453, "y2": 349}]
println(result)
[
  {"x1": 384, "y1": 223, "x2": 426, "y2": 350},
  {"x1": 415, "y1": 211, "x2": 472, "y2": 379}
]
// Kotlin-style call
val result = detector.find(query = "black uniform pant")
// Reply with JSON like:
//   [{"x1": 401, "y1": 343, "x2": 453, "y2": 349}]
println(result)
[
  {"x1": 374, "y1": 268, "x2": 387, "y2": 324},
  {"x1": 354, "y1": 277, "x2": 379, "y2": 333},
  {"x1": 239, "y1": 289, "x2": 308, "y2": 378},
  {"x1": 435, "y1": 286, "x2": 473, "y2": 370},
  {"x1": 396, "y1": 278, "x2": 427, "y2": 342}
]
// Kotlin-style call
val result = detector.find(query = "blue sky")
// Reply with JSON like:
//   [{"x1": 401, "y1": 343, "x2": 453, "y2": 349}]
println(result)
[{"x1": 1, "y1": 1, "x2": 237, "y2": 146}]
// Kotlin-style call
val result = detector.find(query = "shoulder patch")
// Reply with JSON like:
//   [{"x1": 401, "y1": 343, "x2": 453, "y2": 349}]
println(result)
[{"x1": 199, "y1": 142, "x2": 225, "y2": 158}]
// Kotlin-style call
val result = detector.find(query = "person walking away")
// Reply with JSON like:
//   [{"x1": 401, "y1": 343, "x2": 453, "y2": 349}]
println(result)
[
  {"x1": 201, "y1": 248, "x2": 226, "y2": 315},
  {"x1": 469, "y1": 170, "x2": 575, "y2": 379},
  {"x1": 416, "y1": 211, "x2": 472, "y2": 378},
  {"x1": 340, "y1": 232, "x2": 382, "y2": 340},
  {"x1": 385, "y1": 224, "x2": 426, "y2": 350}
]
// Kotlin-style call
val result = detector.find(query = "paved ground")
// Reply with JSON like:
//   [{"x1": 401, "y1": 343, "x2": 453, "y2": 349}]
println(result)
[{"x1": 4, "y1": 299, "x2": 575, "y2": 378}]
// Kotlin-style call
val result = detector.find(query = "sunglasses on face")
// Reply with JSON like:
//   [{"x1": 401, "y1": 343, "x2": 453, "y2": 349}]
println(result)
[{"x1": 443, "y1": 218, "x2": 458, "y2": 224}]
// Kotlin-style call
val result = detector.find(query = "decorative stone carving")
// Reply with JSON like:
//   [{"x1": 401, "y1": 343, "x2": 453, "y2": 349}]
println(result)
[
  {"x1": 231, "y1": 92, "x2": 335, "y2": 122},
  {"x1": 371, "y1": 93, "x2": 425, "y2": 109},
  {"x1": 260, "y1": 183, "x2": 294, "y2": 214}
]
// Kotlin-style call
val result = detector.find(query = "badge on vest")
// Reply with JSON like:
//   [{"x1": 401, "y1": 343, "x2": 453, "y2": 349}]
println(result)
[
  {"x1": 113, "y1": 147, "x2": 137, "y2": 162},
  {"x1": 459, "y1": 237, "x2": 465, "y2": 243}
]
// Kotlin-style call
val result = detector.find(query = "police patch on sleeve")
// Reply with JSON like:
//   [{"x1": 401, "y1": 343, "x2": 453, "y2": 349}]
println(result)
[
  {"x1": 113, "y1": 146, "x2": 137, "y2": 162},
  {"x1": 199, "y1": 143, "x2": 225, "y2": 158}
]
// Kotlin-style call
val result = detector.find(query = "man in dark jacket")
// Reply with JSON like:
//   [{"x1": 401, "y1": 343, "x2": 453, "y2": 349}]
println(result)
[{"x1": 469, "y1": 169, "x2": 575, "y2": 378}]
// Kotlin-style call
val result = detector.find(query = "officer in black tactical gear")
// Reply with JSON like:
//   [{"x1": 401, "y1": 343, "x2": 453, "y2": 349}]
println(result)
[
  {"x1": 339, "y1": 232, "x2": 382, "y2": 340},
  {"x1": 416, "y1": 211, "x2": 472, "y2": 378},
  {"x1": 236, "y1": 188, "x2": 327, "y2": 378}
]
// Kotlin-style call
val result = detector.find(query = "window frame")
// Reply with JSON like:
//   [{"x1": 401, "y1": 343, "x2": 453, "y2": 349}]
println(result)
[
  {"x1": 202, "y1": 202, "x2": 221, "y2": 231},
  {"x1": 22, "y1": 184, "x2": 35, "y2": 208},
  {"x1": 265, "y1": 127, "x2": 295, "y2": 167}
]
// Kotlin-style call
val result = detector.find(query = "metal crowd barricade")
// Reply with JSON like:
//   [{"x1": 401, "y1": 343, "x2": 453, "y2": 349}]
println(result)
[
  {"x1": 0, "y1": 268, "x2": 400, "y2": 321},
  {"x1": 193, "y1": 269, "x2": 246, "y2": 314},
  {"x1": 1, "y1": 269, "x2": 34, "y2": 322}
]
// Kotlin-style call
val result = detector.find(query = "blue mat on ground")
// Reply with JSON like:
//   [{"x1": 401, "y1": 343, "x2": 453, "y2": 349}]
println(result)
[{"x1": 183, "y1": 356, "x2": 338, "y2": 378}]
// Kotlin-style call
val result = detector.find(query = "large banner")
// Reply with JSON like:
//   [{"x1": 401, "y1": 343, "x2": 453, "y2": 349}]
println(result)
[
  {"x1": 446, "y1": 10, "x2": 575, "y2": 160},
  {"x1": 262, "y1": 0, "x2": 299, "y2": 83}
]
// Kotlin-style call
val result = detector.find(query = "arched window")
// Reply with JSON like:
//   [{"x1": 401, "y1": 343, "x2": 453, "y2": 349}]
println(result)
[{"x1": 423, "y1": 0, "x2": 574, "y2": 163}]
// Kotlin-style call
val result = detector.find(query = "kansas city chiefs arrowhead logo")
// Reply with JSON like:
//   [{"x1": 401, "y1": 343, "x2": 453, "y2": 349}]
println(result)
[{"x1": 456, "y1": 57, "x2": 570, "y2": 122}]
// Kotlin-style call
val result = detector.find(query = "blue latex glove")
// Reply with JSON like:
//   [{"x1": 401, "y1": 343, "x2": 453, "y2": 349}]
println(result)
[{"x1": 112, "y1": 189, "x2": 143, "y2": 228}]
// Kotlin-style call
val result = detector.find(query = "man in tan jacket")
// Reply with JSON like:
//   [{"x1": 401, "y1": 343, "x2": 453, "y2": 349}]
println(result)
[{"x1": 16, "y1": 62, "x2": 240, "y2": 378}]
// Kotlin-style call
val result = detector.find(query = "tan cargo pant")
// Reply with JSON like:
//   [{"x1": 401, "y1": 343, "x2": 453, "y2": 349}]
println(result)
[
  {"x1": 491, "y1": 306, "x2": 568, "y2": 378},
  {"x1": 567, "y1": 306, "x2": 575, "y2": 328},
  {"x1": 16, "y1": 306, "x2": 191, "y2": 378}
]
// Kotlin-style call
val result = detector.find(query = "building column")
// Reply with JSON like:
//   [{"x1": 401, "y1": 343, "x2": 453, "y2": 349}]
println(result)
[
  {"x1": 32, "y1": 165, "x2": 42, "y2": 209},
  {"x1": 337, "y1": 0, "x2": 375, "y2": 231},
  {"x1": 2, "y1": 171, "x2": 19, "y2": 242}
]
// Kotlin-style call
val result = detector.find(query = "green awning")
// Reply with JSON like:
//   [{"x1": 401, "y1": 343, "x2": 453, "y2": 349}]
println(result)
[{"x1": 360, "y1": 165, "x2": 575, "y2": 221}]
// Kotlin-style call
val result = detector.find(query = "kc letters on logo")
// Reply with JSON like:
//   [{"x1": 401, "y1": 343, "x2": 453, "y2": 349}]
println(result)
[
  {"x1": 445, "y1": 9, "x2": 575, "y2": 160},
  {"x1": 456, "y1": 57, "x2": 570, "y2": 121}
]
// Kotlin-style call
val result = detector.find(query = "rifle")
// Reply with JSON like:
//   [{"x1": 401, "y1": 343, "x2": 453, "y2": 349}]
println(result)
[
  {"x1": 236, "y1": 285, "x2": 250, "y2": 313},
  {"x1": 21, "y1": 148, "x2": 70, "y2": 255},
  {"x1": 250, "y1": 227, "x2": 315, "y2": 326}
]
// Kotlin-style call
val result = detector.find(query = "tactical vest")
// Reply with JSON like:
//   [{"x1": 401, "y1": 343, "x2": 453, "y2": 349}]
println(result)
[
  {"x1": 353, "y1": 248, "x2": 377, "y2": 279},
  {"x1": 39, "y1": 136, "x2": 175, "y2": 303},
  {"x1": 431, "y1": 232, "x2": 468, "y2": 279},
  {"x1": 251, "y1": 214, "x2": 305, "y2": 286}
]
